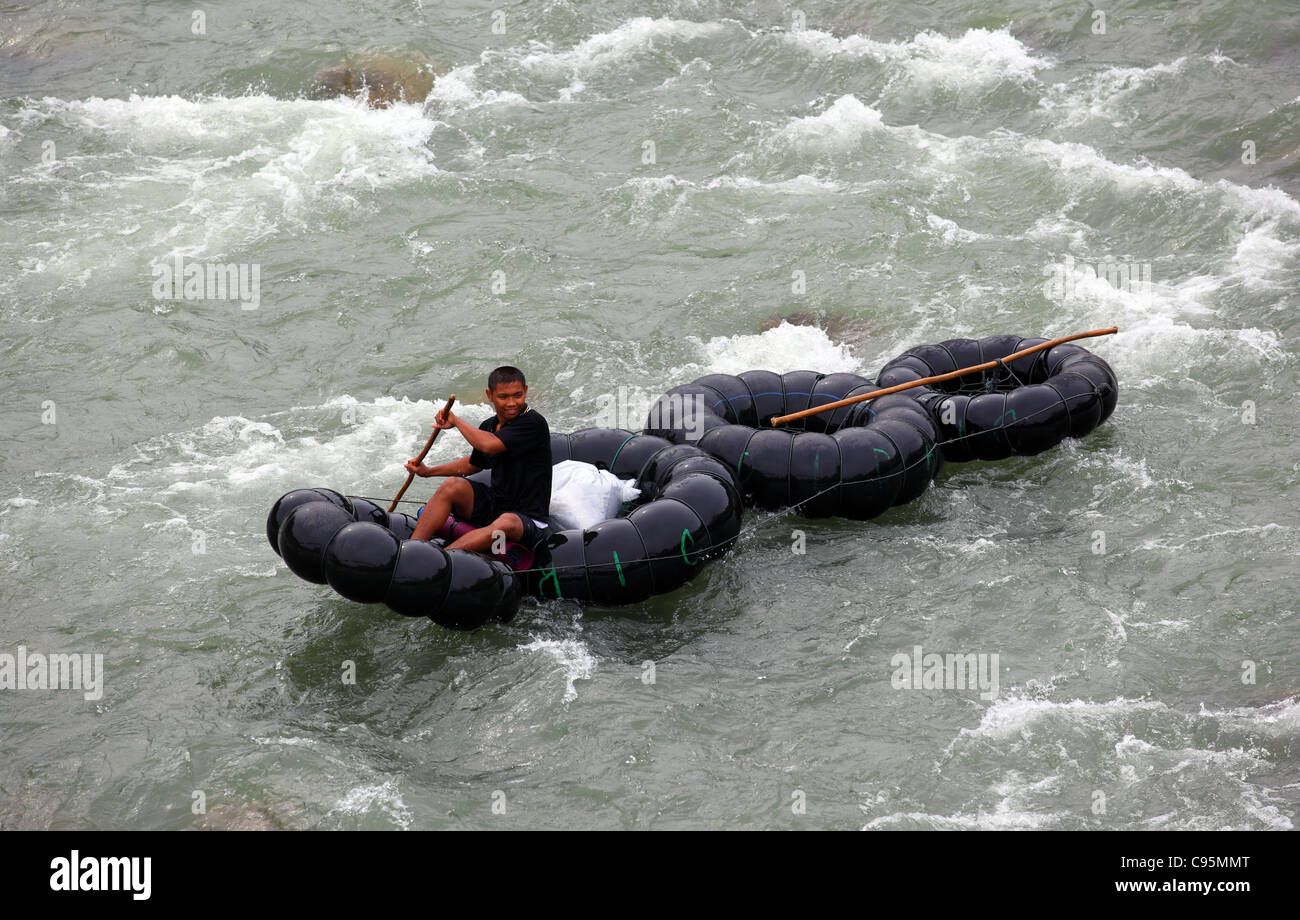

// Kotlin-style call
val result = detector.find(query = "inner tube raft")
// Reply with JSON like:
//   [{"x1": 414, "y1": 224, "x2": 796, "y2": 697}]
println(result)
[
  {"x1": 643, "y1": 334, "x2": 1117, "y2": 519},
  {"x1": 266, "y1": 428, "x2": 743, "y2": 630}
]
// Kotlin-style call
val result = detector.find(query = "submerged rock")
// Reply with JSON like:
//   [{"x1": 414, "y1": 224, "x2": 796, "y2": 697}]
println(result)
[
  {"x1": 0, "y1": 791, "x2": 60, "y2": 829},
  {"x1": 759, "y1": 309, "x2": 876, "y2": 346},
  {"x1": 308, "y1": 52, "x2": 444, "y2": 108},
  {"x1": 189, "y1": 802, "x2": 284, "y2": 831}
]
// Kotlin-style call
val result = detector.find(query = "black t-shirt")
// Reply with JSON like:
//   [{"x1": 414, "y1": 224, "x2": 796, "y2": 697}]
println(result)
[{"x1": 468, "y1": 406, "x2": 552, "y2": 524}]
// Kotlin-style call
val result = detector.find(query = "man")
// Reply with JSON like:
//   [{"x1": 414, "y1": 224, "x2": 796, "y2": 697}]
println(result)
[{"x1": 405, "y1": 366, "x2": 552, "y2": 555}]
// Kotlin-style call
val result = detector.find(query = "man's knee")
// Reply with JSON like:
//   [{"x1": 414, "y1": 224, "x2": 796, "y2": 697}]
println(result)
[
  {"x1": 435, "y1": 477, "x2": 471, "y2": 498},
  {"x1": 491, "y1": 513, "x2": 523, "y2": 540}
]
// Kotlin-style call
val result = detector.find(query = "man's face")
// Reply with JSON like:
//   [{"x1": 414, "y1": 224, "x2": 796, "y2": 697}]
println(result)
[{"x1": 487, "y1": 381, "x2": 527, "y2": 420}]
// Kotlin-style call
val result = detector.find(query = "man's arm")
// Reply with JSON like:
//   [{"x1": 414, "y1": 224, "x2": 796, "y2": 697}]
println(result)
[
  {"x1": 443, "y1": 412, "x2": 507, "y2": 455},
  {"x1": 406, "y1": 454, "x2": 482, "y2": 478}
]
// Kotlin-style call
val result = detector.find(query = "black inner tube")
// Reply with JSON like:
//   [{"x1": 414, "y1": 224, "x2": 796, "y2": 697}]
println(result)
[
  {"x1": 268, "y1": 334, "x2": 1119, "y2": 627},
  {"x1": 643, "y1": 334, "x2": 1118, "y2": 517},
  {"x1": 267, "y1": 430, "x2": 744, "y2": 629}
]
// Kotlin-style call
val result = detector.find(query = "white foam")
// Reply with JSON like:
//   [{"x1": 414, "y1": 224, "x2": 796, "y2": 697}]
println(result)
[
  {"x1": 1023, "y1": 137, "x2": 1203, "y2": 195},
  {"x1": 1114, "y1": 732, "x2": 1161, "y2": 757},
  {"x1": 961, "y1": 695, "x2": 1162, "y2": 740},
  {"x1": 140, "y1": 516, "x2": 191, "y2": 534},
  {"x1": 1213, "y1": 696, "x2": 1300, "y2": 740},
  {"x1": 770, "y1": 94, "x2": 884, "y2": 150},
  {"x1": 424, "y1": 64, "x2": 534, "y2": 112},
  {"x1": 931, "y1": 695, "x2": 1296, "y2": 829},
  {"x1": 1138, "y1": 523, "x2": 1286, "y2": 553},
  {"x1": 517, "y1": 17, "x2": 728, "y2": 74},
  {"x1": 864, "y1": 804, "x2": 1061, "y2": 830},
  {"x1": 850, "y1": 109, "x2": 1289, "y2": 313},
  {"x1": 965, "y1": 693, "x2": 1300, "y2": 754},
  {"x1": 14, "y1": 93, "x2": 440, "y2": 261},
  {"x1": 1040, "y1": 58, "x2": 1188, "y2": 126},
  {"x1": 925, "y1": 212, "x2": 987, "y2": 244},
  {"x1": 1036, "y1": 245, "x2": 1289, "y2": 381},
  {"x1": 780, "y1": 27, "x2": 888, "y2": 60},
  {"x1": 104, "y1": 396, "x2": 500, "y2": 500},
  {"x1": 704, "y1": 174, "x2": 842, "y2": 194},
  {"x1": 1098, "y1": 453, "x2": 1160, "y2": 491},
  {"x1": 603, "y1": 172, "x2": 847, "y2": 225},
  {"x1": 682, "y1": 322, "x2": 864, "y2": 378},
  {"x1": 518, "y1": 637, "x2": 595, "y2": 703},
  {"x1": 603, "y1": 171, "x2": 846, "y2": 223},
  {"x1": 1022, "y1": 135, "x2": 1300, "y2": 223},
  {"x1": 1126, "y1": 618, "x2": 1192, "y2": 632},
  {"x1": 1023, "y1": 216, "x2": 1093, "y2": 249},
  {"x1": 1230, "y1": 222, "x2": 1298, "y2": 288},
  {"x1": 617, "y1": 173, "x2": 693, "y2": 194},
  {"x1": 902, "y1": 28, "x2": 1050, "y2": 87},
  {"x1": 443, "y1": 16, "x2": 732, "y2": 105},
  {"x1": 784, "y1": 26, "x2": 1050, "y2": 88},
  {"x1": 331, "y1": 778, "x2": 413, "y2": 830}
]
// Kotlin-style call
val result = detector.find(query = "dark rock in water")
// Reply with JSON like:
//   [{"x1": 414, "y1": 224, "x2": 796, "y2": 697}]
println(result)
[
  {"x1": 308, "y1": 52, "x2": 444, "y2": 108},
  {"x1": 0, "y1": 791, "x2": 60, "y2": 829},
  {"x1": 759, "y1": 310, "x2": 876, "y2": 345},
  {"x1": 188, "y1": 803, "x2": 284, "y2": 831}
]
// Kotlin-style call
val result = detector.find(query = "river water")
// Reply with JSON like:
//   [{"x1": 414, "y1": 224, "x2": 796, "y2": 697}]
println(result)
[{"x1": 2, "y1": 0, "x2": 1297, "y2": 829}]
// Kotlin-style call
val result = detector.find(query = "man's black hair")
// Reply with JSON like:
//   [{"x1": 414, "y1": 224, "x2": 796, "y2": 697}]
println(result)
[{"x1": 488, "y1": 366, "x2": 526, "y2": 391}]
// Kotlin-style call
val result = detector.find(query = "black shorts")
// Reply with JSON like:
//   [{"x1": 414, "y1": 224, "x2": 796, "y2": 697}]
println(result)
[{"x1": 467, "y1": 479, "x2": 551, "y2": 550}]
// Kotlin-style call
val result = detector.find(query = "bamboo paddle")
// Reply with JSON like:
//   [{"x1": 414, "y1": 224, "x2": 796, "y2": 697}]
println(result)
[
  {"x1": 769, "y1": 326, "x2": 1118, "y2": 427},
  {"x1": 389, "y1": 394, "x2": 457, "y2": 512}
]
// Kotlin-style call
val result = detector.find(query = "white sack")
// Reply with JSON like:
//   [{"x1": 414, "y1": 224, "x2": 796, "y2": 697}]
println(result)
[{"x1": 549, "y1": 460, "x2": 641, "y2": 531}]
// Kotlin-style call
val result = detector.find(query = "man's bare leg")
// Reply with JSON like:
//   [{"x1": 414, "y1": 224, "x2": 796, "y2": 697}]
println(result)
[
  {"x1": 410, "y1": 477, "x2": 474, "y2": 542},
  {"x1": 445, "y1": 513, "x2": 524, "y2": 554}
]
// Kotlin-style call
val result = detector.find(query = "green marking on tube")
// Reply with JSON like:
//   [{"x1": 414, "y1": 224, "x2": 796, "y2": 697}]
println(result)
[
  {"x1": 613, "y1": 550, "x2": 626, "y2": 587},
  {"x1": 681, "y1": 529, "x2": 697, "y2": 565},
  {"x1": 608, "y1": 434, "x2": 638, "y2": 473},
  {"x1": 737, "y1": 450, "x2": 749, "y2": 476},
  {"x1": 539, "y1": 567, "x2": 561, "y2": 599},
  {"x1": 873, "y1": 447, "x2": 889, "y2": 490},
  {"x1": 814, "y1": 452, "x2": 820, "y2": 479},
  {"x1": 994, "y1": 409, "x2": 1017, "y2": 427}
]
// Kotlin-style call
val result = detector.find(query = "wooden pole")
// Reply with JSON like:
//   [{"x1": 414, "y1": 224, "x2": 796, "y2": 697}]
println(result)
[
  {"x1": 768, "y1": 327, "x2": 1117, "y2": 427},
  {"x1": 388, "y1": 394, "x2": 457, "y2": 512}
]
